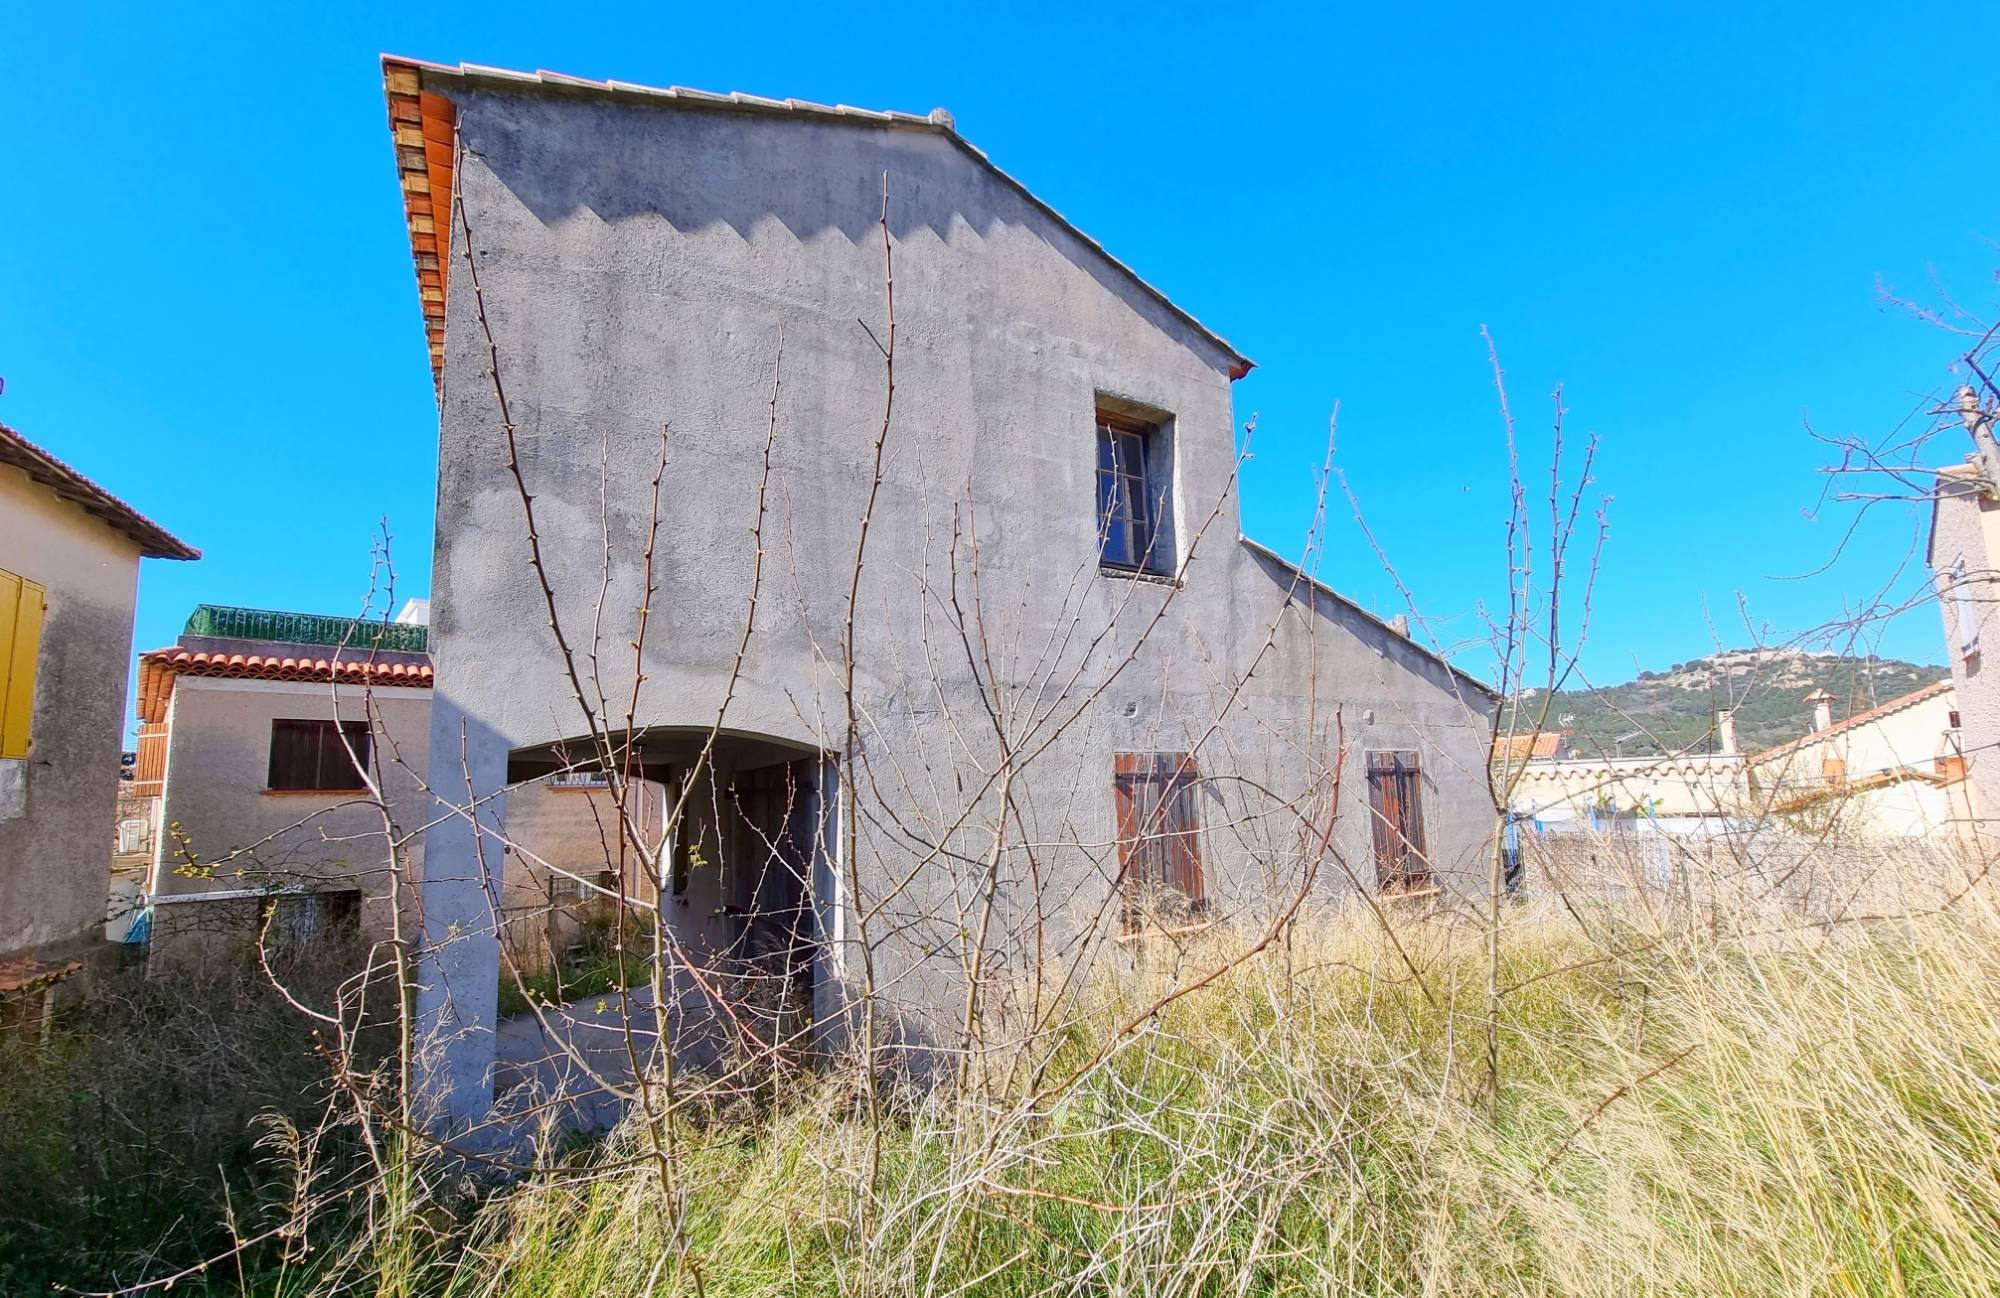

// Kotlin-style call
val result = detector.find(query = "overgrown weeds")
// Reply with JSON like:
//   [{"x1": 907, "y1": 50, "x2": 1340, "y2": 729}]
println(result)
[
  {"x1": 25, "y1": 875, "x2": 2000, "y2": 1297},
  {"x1": 0, "y1": 945, "x2": 377, "y2": 1296},
  {"x1": 431, "y1": 885, "x2": 2000, "y2": 1297}
]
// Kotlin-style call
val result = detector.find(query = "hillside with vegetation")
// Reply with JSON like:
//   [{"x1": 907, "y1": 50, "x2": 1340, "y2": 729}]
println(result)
[{"x1": 1510, "y1": 647, "x2": 1948, "y2": 758}]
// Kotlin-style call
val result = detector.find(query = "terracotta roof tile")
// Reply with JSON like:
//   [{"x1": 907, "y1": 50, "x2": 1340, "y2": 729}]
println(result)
[
  {"x1": 0, "y1": 954, "x2": 83, "y2": 993},
  {"x1": 137, "y1": 648, "x2": 433, "y2": 723},
  {"x1": 1749, "y1": 679, "x2": 1953, "y2": 766},
  {"x1": 1495, "y1": 730, "x2": 1569, "y2": 761}
]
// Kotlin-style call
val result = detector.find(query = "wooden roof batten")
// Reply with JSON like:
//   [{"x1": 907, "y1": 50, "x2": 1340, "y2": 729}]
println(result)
[{"x1": 384, "y1": 59, "x2": 456, "y2": 394}]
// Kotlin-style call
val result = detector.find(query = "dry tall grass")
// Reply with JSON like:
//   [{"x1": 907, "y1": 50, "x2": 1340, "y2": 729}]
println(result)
[{"x1": 417, "y1": 847, "x2": 2000, "y2": 1298}]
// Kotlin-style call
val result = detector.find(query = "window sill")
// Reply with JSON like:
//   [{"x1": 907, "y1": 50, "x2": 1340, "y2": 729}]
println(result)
[
  {"x1": 262, "y1": 788, "x2": 369, "y2": 796},
  {"x1": 1099, "y1": 564, "x2": 1180, "y2": 589}
]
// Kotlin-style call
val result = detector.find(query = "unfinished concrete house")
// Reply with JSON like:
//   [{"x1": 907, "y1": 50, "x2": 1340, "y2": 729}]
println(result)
[{"x1": 381, "y1": 56, "x2": 1499, "y2": 1123}]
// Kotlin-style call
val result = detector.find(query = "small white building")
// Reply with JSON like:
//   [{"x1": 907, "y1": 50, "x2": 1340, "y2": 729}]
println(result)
[{"x1": 1745, "y1": 681, "x2": 1972, "y2": 841}]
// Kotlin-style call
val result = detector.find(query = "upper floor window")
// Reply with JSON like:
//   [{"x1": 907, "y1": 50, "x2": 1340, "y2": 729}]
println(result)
[
  {"x1": 1952, "y1": 555, "x2": 1981, "y2": 661},
  {"x1": 268, "y1": 719, "x2": 370, "y2": 792},
  {"x1": 1096, "y1": 407, "x2": 1175, "y2": 576}
]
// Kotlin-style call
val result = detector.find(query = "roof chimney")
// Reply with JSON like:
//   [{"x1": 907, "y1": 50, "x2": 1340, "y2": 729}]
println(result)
[
  {"x1": 1387, "y1": 613, "x2": 1410, "y2": 638},
  {"x1": 1804, "y1": 688, "x2": 1836, "y2": 734},
  {"x1": 1957, "y1": 385, "x2": 2000, "y2": 497},
  {"x1": 1716, "y1": 708, "x2": 1739, "y2": 756}
]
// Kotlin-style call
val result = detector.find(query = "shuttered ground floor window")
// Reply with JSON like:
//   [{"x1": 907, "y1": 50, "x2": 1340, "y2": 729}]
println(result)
[
  {"x1": 1113, "y1": 753, "x2": 1206, "y2": 931},
  {"x1": 1366, "y1": 750, "x2": 1431, "y2": 891}
]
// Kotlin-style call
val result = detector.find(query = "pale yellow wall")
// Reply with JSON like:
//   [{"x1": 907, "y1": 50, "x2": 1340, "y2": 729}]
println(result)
[
  {"x1": 1751, "y1": 689, "x2": 1955, "y2": 793},
  {"x1": 0, "y1": 462, "x2": 142, "y2": 956}
]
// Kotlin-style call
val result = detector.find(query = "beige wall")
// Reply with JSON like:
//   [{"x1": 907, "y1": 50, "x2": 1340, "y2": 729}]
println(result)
[
  {"x1": 1749, "y1": 688, "x2": 1956, "y2": 796},
  {"x1": 1509, "y1": 754, "x2": 1751, "y2": 822},
  {"x1": 148, "y1": 677, "x2": 657, "y2": 970},
  {"x1": 0, "y1": 462, "x2": 142, "y2": 957},
  {"x1": 148, "y1": 676, "x2": 435, "y2": 939}
]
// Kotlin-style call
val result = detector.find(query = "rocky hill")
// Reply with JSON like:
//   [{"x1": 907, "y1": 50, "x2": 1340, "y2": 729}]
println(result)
[{"x1": 1510, "y1": 648, "x2": 1949, "y2": 758}]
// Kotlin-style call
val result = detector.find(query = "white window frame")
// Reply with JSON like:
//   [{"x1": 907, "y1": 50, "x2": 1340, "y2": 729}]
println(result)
[{"x1": 1953, "y1": 555, "x2": 1981, "y2": 659}]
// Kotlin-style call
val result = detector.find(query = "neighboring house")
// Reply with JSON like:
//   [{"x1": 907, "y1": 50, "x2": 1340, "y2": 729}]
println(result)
[
  {"x1": 0, "y1": 423, "x2": 196, "y2": 1021},
  {"x1": 1507, "y1": 685, "x2": 1972, "y2": 844},
  {"x1": 1929, "y1": 453, "x2": 2000, "y2": 833},
  {"x1": 381, "y1": 57, "x2": 1500, "y2": 1121},
  {"x1": 136, "y1": 602, "x2": 661, "y2": 975},
  {"x1": 1745, "y1": 681, "x2": 1972, "y2": 840},
  {"x1": 1507, "y1": 742, "x2": 1753, "y2": 837}
]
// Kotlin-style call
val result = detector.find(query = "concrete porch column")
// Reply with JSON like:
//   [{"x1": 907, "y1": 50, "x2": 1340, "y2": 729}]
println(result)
[{"x1": 413, "y1": 693, "x2": 510, "y2": 1131}]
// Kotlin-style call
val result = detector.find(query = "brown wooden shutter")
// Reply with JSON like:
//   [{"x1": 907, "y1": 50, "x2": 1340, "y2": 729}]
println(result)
[
  {"x1": 1366, "y1": 751, "x2": 1428, "y2": 889},
  {"x1": 323, "y1": 721, "x2": 370, "y2": 790},
  {"x1": 269, "y1": 720, "x2": 316, "y2": 789},
  {"x1": 1112, "y1": 752, "x2": 1205, "y2": 929}
]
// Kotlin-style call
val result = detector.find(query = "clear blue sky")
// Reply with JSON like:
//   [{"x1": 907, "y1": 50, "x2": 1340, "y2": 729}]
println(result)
[{"x1": 4, "y1": 0, "x2": 1993, "y2": 707}]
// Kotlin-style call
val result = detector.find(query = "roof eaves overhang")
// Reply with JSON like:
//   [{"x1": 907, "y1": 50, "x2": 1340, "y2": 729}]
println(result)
[
  {"x1": 0, "y1": 424, "x2": 198, "y2": 560},
  {"x1": 379, "y1": 55, "x2": 1254, "y2": 400}
]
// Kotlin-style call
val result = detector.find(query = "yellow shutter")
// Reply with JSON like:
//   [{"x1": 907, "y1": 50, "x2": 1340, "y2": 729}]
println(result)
[{"x1": 0, "y1": 569, "x2": 46, "y2": 760}]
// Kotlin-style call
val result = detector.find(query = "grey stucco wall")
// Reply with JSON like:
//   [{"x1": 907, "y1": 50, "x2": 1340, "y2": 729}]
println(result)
[
  {"x1": 0, "y1": 462, "x2": 142, "y2": 958},
  {"x1": 416, "y1": 83, "x2": 1496, "y2": 1117}
]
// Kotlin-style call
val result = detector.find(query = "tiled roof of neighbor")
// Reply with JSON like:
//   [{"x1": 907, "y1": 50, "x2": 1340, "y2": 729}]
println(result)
[
  {"x1": 1748, "y1": 679, "x2": 1954, "y2": 766},
  {"x1": 137, "y1": 648, "x2": 434, "y2": 724},
  {"x1": 0, "y1": 423, "x2": 197, "y2": 560},
  {"x1": 1494, "y1": 730, "x2": 1568, "y2": 761},
  {"x1": 0, "y1": 954, "x2": 84, "y2": 993},
  {"x1": 380, "y1": 55, "x2": 1254, "y2": 397}
]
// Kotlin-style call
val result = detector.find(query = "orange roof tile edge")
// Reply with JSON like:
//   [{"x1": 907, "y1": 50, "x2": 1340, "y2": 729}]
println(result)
[
  {"x1": 0, "y1": 955, "x2": 84, "y2": 994},
  {"x1": 138, "y1": 648, "x2": 435, "y2": 723},
  {"x1": 1749, "y1": 679, "x2": 1954, "y2": 766},
  {"x1": 1494, "y1": 730, "x2": 1568, "y2": 761},
  {"x1": 383, "y1": 56, "x2": 457, "y2": 395}
]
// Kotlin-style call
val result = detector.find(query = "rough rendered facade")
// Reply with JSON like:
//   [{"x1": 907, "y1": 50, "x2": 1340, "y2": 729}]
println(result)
[
  {"x1": 385, "y1": 59, "x2": 1498, "y2": 1122},
  {"x1": 0, "y1": 425, "x2": 194, "y2": 970}
]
